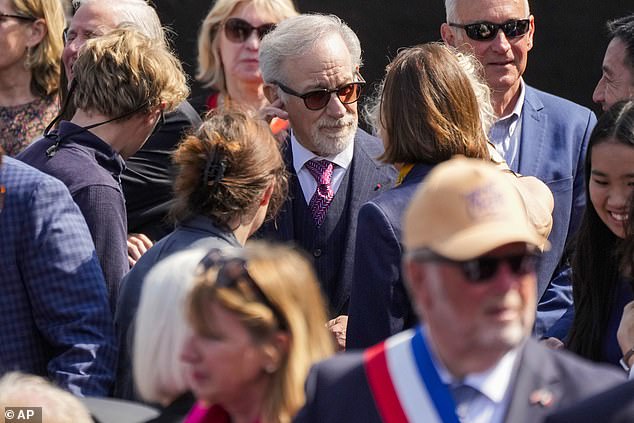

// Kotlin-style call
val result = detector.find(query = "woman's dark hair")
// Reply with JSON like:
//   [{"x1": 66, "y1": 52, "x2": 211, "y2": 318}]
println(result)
[
  {"x1": 376, "y1": 43, "x2": 490, "y2": 164},
  {"x1": 169, "y1": 110, "x2": 287, "y2": 229},
  {"x1": 567, "y1": 100, "x2": 634, "y2": 360}
]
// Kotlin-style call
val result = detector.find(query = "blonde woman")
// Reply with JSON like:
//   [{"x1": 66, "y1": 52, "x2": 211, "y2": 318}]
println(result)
[
  {"x1": 181, "y1": 242, "x2": 334, "y2": 423},
  {"x1": 197, "y1": 0, "x2": 297, "y2": 116},
  {"x1": 0, "y1": 0, "x2": 64, "y2": 155}
]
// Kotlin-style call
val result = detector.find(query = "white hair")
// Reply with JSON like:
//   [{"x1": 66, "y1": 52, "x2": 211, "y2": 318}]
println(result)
[
  {"x1": 455, "y1": 50, "x2": 496, "y2": 133},
  {"x1": 444, "y1": 0, "x2": 530, "y2": 22},
  {"x1": 0, "y1": 372, "x2": 92, "y2": 423},
  {"x1": 132, "y1": 248, "x2": 208, "y2": 405},
  {"x1": 72, "y1": 0, "x2": 166, "y2": 44},
  {"x1": 259, "y1": 13, "x2": 362, "y2": 84}
]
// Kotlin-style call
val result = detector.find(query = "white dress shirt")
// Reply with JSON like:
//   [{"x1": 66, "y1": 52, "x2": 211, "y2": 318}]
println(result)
[
  {"x1": 290, "y1": 131, "x2": 354, "y2": 204},
  {"x1": 489, "y1": 79, "x2": 526, "y2": 171},
  {"x1": 426, "y1": 328, "x2": 519, "y2": 423}
]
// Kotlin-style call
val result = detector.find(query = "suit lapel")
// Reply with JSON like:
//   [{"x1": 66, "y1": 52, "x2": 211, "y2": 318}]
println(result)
[
  {"x1": 331, "y1": 133, "x2": 391, "y2": 314},
  {"x1": 504, "y1": 339, "x2": 561, "y2": 423},
  {"x1": 518, "y1": 86, "x2": 547, "y2": 177}
]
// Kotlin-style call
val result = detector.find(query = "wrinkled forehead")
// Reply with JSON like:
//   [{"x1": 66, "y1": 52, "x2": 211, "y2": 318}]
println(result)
[
  {"x1": 69, "y1": 3, "x2": 118, "y2": 35},
  {"x1": 281, "y1": 34, "x2": 355, "y2": 86}
]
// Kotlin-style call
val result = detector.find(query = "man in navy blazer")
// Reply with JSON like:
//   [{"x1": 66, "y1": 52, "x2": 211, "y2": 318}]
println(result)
[
  {"x1": 441, "y1": 0, "x2": 595, "y2": 336},
  {"x1": 257, "y1": 14, "x2": 395, "y2": 331},
  {"x1": 0, "y1": 152, "x2": 116, "y2": 396},
  {"x1": 294, "y1": 158, "x2": 623, "y2": 423},
  {"x1": 545, "y1": 380, "x2": 634, "y2": 423}
]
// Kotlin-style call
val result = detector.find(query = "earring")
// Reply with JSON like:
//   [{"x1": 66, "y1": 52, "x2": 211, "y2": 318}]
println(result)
[
  {"x1": 264, "y1": 364, "x2": 277, "y2": 374},
  {"x1": 24, "y1": 46, "x2": 35, "y2": 70}
]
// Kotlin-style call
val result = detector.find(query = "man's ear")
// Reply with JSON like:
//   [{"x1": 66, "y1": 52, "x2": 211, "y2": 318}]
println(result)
[
  {"x1": 440, "y1": 23, "x2": 456, "y2": 46},
  {"x1": 403, "y1": 259, "x2": 433, "y2": 312},
  {"x1": 264, "y1": 84, "x2": 279, "y2": 104}
]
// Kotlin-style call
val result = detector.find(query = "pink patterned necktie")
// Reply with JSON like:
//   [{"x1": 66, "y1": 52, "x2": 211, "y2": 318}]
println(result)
[{"x1": 305, "y1": 159, "x2": 335, "y2": 227}]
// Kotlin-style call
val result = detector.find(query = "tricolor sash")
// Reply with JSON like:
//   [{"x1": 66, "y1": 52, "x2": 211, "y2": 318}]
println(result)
[{"x1": 363, "y1": 327, "x2": 460, "y2": 423}]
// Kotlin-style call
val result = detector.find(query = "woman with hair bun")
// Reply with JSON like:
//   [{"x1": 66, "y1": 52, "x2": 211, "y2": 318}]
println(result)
[{"x1": 114, "y1": 110, "x2": 288, "y2": 399}]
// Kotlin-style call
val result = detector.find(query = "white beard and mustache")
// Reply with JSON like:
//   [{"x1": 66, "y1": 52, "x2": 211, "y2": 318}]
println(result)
[{"x1": 310, "y1": 114, "x2": 358, "y2": 157}]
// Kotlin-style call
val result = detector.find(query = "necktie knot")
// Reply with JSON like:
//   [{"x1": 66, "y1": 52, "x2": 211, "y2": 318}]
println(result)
[
  {"x1": 450, "y1": 383, "x2": 482, "y2": 421},
  {"x1": 305, "y1": 159, "x2": 334, "y2": 186},
  {"x1": 305, "y1": 160, "x2": 335, "y2": 227}
]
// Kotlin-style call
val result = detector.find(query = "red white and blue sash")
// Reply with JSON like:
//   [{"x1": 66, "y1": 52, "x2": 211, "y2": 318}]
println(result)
[{"x1": 363, "y1": 327, "x2": 460, "y2": 423}]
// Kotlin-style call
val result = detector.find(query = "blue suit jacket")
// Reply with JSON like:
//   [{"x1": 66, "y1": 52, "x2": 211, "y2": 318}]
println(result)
[
  {"x1": 0, "y1": 157, "x2": 116, "y2": 396},
  {"x1": 517, "y1": 86, "x2": 595, "y2": 336},
  {"x1": 294, "y1": 338, "x2": 624, "y2": 423},
  {"x1": 346, "y1": 164, "x2": 433, "y2": 349},
  {"x1": 545, "y1": 379, "x2": 634, "y2": 423},
  {"x1": 259, "y1": 128, "x2": 396, "y2": 315}
]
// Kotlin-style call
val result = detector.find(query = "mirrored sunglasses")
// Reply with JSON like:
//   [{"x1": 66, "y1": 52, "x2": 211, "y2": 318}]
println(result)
[{"x1": 449, "y1": 19, "x2": 531, "y2": 41}]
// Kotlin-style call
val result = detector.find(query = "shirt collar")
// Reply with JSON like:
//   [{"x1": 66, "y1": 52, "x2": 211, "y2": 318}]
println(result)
[
  {"x1": 499, "y1": 79, "x2": 526, "y2": 122},
  {"x1": 423, "y1": 326, "x2": 519, "y2": 404},
  {"x1": 58, "y1": 120, "x2": 126, "y2": 176},
  {"x1": 290, "y1": 130, "x2": 354, "y2": 174}
]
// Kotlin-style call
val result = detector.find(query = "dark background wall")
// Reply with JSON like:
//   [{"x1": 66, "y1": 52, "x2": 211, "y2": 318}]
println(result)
[{"x1": 155, "y1": 0, "x2": 633, "y2": 117}]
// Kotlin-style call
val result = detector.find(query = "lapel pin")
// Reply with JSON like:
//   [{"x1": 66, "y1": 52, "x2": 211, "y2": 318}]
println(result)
[
  {"x1": 374, "y1": 183, "x2": 382, "y2": 191},
  {"x1": 529, "y1": 389, "x2": 554, "y2": 408}
]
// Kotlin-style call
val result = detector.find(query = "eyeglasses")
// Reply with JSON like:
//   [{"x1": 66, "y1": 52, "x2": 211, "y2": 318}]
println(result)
[
  {"x1": 222, "y1": 17, "x2": 275, "y2": 43},
  {"x1": 448, "y1": 19, "x2": 531, "y2": 41},
  {"x1": 411, "y1": 249, "x2": 538, "y2": 283},
  {"x1": 274, "y1": 76, "x2": 366, "y2": 111},
  {"x1": 0, "y1": 12, "x2": 35, "y2": 22},
  {"x1": 199, "y1": 249, "x2": 288, "y2": 330}
]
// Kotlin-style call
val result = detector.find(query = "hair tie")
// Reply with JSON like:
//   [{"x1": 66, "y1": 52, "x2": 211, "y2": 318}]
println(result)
[{"x1": 202, "y1": 146, "x2": 227, "y2": 186}]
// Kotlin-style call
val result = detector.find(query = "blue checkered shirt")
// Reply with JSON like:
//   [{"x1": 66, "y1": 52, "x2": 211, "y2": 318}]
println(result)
[{"x1": 0, "y1": 157, "x2": 117, "y2": 396}]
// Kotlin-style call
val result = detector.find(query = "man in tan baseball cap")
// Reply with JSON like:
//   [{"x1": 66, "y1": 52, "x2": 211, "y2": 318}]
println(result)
[{"x1": 293, "y1": 156, "x2": 624, "y2": 423}]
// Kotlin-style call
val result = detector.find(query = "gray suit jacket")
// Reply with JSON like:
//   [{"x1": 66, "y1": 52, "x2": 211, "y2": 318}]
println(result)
[{"x1": 293, "y1": 338, "x2": 625, "y2": 423}]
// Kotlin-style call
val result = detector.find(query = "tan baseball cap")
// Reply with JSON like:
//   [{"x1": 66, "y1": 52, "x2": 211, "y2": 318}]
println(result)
[{"x1": 402, "y1": 156, "x2": 545, "y2": 260}]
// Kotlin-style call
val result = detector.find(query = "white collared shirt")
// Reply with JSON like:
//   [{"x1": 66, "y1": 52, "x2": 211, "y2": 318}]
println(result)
[
  {"x1": 427, "y1": 330, "x2": 518, "y2": 423},
  {"x1": 290, "y1": 131, "x2": 354, "y2": 204},
  {"x1": 489, "y1": 79, "x2": 526, "y2": 171}
]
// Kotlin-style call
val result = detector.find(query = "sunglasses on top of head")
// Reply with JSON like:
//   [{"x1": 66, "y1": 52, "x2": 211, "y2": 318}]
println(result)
[
  {"x1": 410, "y1": 249, "x2": 539, "y2": 283},
  {"x1": 199, "y1": 248, "x2": 288, "y2": 330},
  {"x1": 274, "y1": 74, "x2": 366, "y2": 111},
  {"x1": 448, "y1": 18, "x2": 531, "y2": 41},
  {"x1": 221, "y1": 17, "x2": 276, "y2": 43}
]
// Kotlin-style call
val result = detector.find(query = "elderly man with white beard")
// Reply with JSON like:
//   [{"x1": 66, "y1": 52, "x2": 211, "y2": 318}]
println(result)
[{"x1": 257, "y1": 13, "x2": 395, "y2": 348}]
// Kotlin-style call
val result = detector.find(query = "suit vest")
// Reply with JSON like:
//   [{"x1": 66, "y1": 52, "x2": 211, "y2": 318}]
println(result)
[{"x1": 292, "y1": 163, "x2": 352, "y2": 311}]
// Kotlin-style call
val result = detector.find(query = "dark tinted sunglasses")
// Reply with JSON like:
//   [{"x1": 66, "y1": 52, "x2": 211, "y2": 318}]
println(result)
[
  {"x1": 199, "y1": 249, "x2": 288, "y2": 330},
  {"x1": 412, "y1": 250, "x2": 538, "y2": 283},
  {"x1": 275, "y1": 76, "x2": 365, "y2": 111},
  {"x1": 449, "y1": 19, "x2": 531, "y2": 41},
  {"x1": 0, "y1": 12, "x2": 35, "y2": 22},
  {"x1": 222, "y1": 17, "x2": 275, "y2": 43}
]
